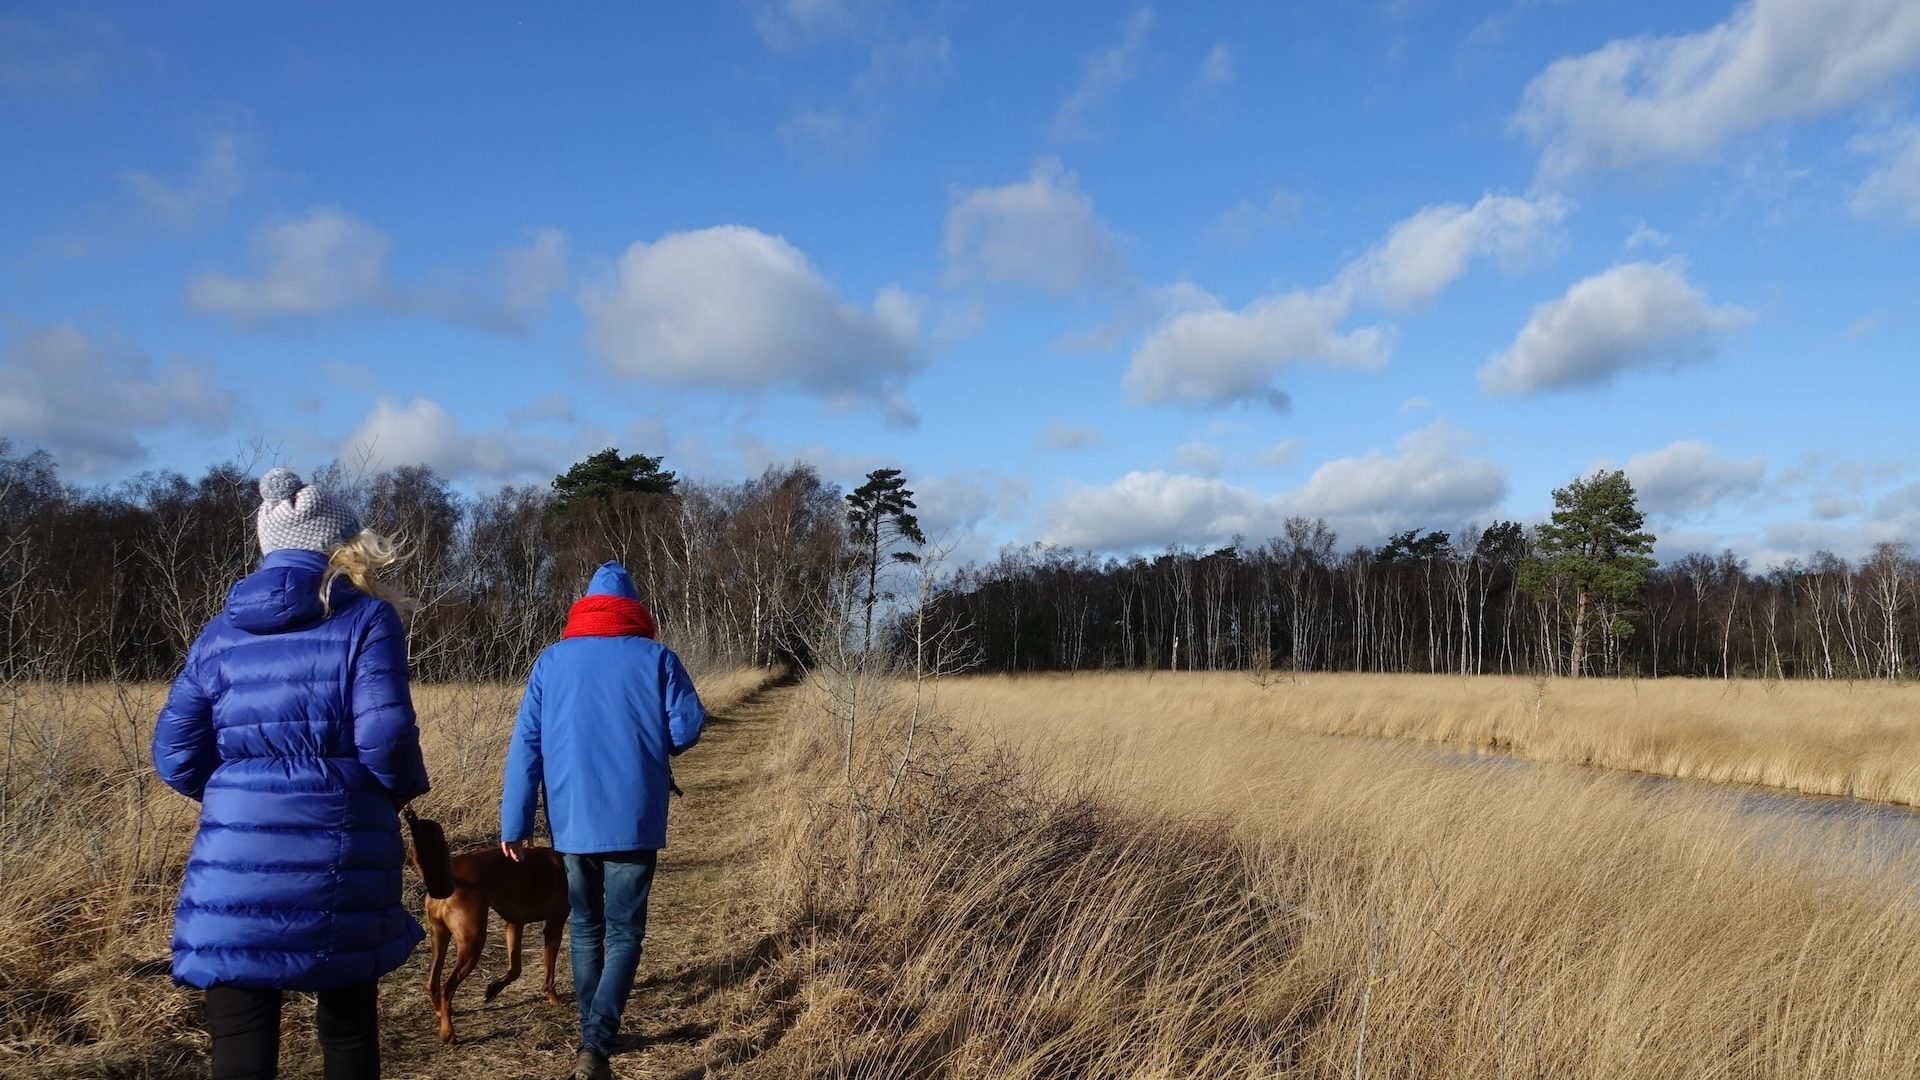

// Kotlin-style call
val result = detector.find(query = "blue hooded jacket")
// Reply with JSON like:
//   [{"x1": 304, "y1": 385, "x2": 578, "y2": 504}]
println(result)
[
  {"x1": 501, "y1": 562, "x2": 705, "y2": 854},
  {"x1": 151, "y1": 549, "x2": 430, "y2": 991}
]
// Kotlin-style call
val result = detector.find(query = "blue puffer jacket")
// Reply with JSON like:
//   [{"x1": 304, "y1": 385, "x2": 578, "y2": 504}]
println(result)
[
  {"x1": 502, "y1": 563, "x2": 705, "y2": 854},
  {"x1": 152, "y1": 549, "x2": 431, "y2": 991}
]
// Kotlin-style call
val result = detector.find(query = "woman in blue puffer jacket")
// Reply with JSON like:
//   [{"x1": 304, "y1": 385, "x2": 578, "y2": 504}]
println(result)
[{"x1": 152, "y1": 467, "x2": 430, "y2": 1080}]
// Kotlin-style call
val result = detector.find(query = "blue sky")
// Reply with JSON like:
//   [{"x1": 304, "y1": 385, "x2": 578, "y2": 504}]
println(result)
[{"x1": 3, "y1": 0, "x2": 1917, "y2": 567}]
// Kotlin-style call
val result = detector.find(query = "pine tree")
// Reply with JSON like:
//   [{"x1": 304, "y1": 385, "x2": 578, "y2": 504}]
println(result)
[
  {"x1": 550, "y1": 448, "x2": 678, "y2": 509},
  {"x1": 1519, "y1": 469, "x2": 1656, "y2": 677},
  {"x1": 845, "y1": 467, "x2": 926, "y2": 653}
]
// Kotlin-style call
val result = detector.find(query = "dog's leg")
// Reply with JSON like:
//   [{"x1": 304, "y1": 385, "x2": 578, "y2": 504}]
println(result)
[
  {"x1": 541, "y1": 917, "x2": 565, "y2": 1005},
  {"x1": 484, "y1": 920, "x2": 524, "y2": 1002},
  {"x1": 439, "y1": 906, "x2": 486, "y2": 1044},
  {"x1": 425, "y1": 908, "x2": 450, "y2": 1016}
]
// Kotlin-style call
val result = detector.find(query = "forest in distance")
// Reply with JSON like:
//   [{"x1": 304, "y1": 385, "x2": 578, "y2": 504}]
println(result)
[{"x1": 1, "y1": 437, "x2": 1914, "y2": 685}]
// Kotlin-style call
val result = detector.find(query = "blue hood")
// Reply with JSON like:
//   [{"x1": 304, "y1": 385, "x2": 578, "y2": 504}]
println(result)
[
  {"x1": 224, "y1": 550, "x2": 352, "y2": 634},
  {"x1": 584, "y1": 561, "x2": 640, "y2": 600}
]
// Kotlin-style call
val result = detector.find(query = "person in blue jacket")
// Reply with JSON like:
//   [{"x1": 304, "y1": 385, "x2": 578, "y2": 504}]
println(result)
[
  {"x1": 152, "y1": 467, "x2": 429, "y2": 1080},
  {"x1": 500, "y1": 561, "x2": 705, "y2": 1080}
]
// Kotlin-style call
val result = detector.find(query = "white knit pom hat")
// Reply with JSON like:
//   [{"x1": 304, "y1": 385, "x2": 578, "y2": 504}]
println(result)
[{"x1": 255, "y1": 467, "x2": 362, "y2": 555}]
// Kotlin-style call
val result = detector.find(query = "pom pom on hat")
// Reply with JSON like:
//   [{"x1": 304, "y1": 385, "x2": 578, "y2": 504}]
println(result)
[{"x1": 255, "y1": 468, "x2": 362, "y2": 555}]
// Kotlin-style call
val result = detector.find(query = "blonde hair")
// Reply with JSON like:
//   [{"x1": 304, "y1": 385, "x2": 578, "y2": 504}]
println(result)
[{"x1": 321, "y1": 529, "x2": 414, "y2": 616}]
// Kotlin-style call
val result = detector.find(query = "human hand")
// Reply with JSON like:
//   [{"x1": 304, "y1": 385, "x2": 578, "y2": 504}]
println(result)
[{"x1": 501, "y1": 839, "x2": 527, "y2": 862}]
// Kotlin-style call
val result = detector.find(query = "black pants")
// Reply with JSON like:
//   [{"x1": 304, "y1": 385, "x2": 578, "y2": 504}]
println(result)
[{"x1": 204, "y1": 982, "x2": 380, "y2": 1080}]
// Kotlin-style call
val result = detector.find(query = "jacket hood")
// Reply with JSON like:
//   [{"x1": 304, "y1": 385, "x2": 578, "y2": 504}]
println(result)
[
  {"x1": 584, "y1": 561, "x2": 640, "y2": 600},
  {"x1": 225, "y1": 550, "x2": 351, "y2": 633}
]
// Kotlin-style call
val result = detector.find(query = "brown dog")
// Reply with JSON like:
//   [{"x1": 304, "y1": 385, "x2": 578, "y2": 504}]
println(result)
[{"x1": 422, "y1": 843, "x2": 571, "y2": 1043}]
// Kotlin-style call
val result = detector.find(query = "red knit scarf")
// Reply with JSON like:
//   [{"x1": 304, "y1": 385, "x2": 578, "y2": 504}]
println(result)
[{"x1": 562, "y1": 594, "x2": 657, "y2": 640}]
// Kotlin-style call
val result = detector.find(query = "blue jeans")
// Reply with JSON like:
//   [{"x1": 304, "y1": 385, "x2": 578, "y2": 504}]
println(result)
[{"x1": 563, "y1": 850, "x2": 658, "y2": 1056}]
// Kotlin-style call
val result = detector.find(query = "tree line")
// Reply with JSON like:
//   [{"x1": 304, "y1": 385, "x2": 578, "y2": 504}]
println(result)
[
  {"x1": 916, "y1": 471, "x2": 1918, "y2": 680},
  {"x1": 2, "y1": 437, "x2": 1913, "y2": 682}
]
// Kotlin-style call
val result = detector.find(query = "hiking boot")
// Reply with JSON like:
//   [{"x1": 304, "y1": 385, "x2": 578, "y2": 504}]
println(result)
[{"x1": 571, "y1": 1048, "x2": 612, "y2": 1080}]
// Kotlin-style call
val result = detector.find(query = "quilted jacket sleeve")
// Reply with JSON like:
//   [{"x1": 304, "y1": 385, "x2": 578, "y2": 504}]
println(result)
[
  {"x1": 152, "y1": 638, "x2": 219, "y2": 801},
  {"x1": 500, "y1": 652, "x2": 545, "y2": 843},
  {"x1": 351, "y1": 601, "x2": 430, "y2": 802}
]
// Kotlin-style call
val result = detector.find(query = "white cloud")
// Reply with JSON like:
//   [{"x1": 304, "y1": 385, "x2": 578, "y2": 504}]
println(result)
[
  {"x1": 1044, "y1": 471, "x2": 1278, "y2": 550},
  {"x1": 0, "y1": 324, "x2": 232, "y2": 474},
  {"x1": 1850, "y1": 123, "x2": 1920, "y2": 224},
  {"x1": 1341, "y1": 192, "x2": 1568, "y2": 310},
  {"x1": 1054, "y1": 8, "x2": 1153, "y2": 141},
  {"x1": 1042, "y1": 422, "x2": 1505, "y2": 551},
  {"x1": 1124, "y1": 285, "x2": 1389, "y2": 409},
  {"x1": 122, "y1": 125, "x2": 244, "y2": 231},
  {"x1": 1196, "y1": 43, "x2": 1233, "y2": 88},
  {"x1": 341, "y1": 397, "x2": 560, "y2": 481},
  {"x1": 1516, "y1": 0, "x2": 1920, "y2": 176},
  {"x1": 1618, "y1": 439, "x2": 1766, "y2": 515},
  {"x1": 1624, "y1": 222, "x2": 1673, "y2": 251},
  {"x1": 1037, "y1": 421, "x2": 1100, "y2": 451},
  {"x1": 1846, "y1": 312, "x2": 1887, "y2": 339},
  {"x1": 1289, "y1": 422, "x2": 1508, "y2": 535},
  {"x1": 1480, "y1": 261, "x2": 1752, "y2": 395},
  {"x1": 580, "y1": 225, "x2": 924, "y2": 422},
  {"x1": 945, "y1": 159, "x2": 1125, "y2": 293},
  {"x1": 187, "y1": 208, "x2": 389, "y2": 319},
  {"x1": 189, "y1": 212, "x2": 568, "y2": 332},
  {"x1": 1172, "y1": 441, "x2": 1227, "y2": 476},
  {"x1": 1126, "y1": 191, "x2": 1561, "y2": 408}
]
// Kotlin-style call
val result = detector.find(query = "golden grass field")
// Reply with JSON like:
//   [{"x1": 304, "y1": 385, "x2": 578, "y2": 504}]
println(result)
[{"x1": 5, "y1": 669, "x2": 1920, "y2": 1077}]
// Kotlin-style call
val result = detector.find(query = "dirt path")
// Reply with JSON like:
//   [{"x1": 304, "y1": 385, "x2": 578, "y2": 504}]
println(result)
[{"x1": 361, "y1": 678, "x2": 799, "y2": 1080}]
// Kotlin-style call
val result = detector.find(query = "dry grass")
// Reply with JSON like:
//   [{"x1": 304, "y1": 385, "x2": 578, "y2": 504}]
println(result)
[
  {"x1": 12, "y1": 666, "x2": 1920, "y2": 1078},
  {"x1": 938, "y1": 671, "x2": 1920, "y2": 806},
  {"x1": 0, "y1": 665, "x2": 776, "y2": 1078},
  {"x1": 731, "y1": 672, "x2": 1920, "y2": 1078}
]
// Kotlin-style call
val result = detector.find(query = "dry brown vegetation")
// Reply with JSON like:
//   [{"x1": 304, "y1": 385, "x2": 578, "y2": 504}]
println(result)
[
  {"x1": 726, "y1": 672, "x2": 1920, "y2": 1078},
  {"x1": 0, "y1": 668, "x2": 775, "y2": 1079},
  {"x1": 9, "y1": 668, "x2": 1920, "y2": 1078},
  {"x1": 943, "y1": 671, "x2": 1920, "y2": 805}
]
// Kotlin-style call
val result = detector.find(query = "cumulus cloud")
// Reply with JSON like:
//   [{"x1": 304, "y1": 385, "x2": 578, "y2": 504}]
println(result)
[
  {"x1": 1288, "y1": 423, "x2": 1508, "y2": 535},
  {"x1": 1042, "y1": 422, "x2": 1506, "y2": 551},
  {"x1": 580, "y1": 225, "x2": 924, "y2": 423},
  {"x1": 1515, "y1": 0, "x2": 1920, "y2": 176},
  {"x1": 1341, "y1": 192, "x2": 1567, "y2": 310},
  {"x1": 1618, "y1": 439, "x2": 1766, "y2": 515},
  {"x1": 187, "y1": 208, "x2": 388, "y2": 319},
  {"x1": 1125, "y1": 191, "x2": 1561, "y2": 408},
  {"x1": 945, "y1": 159, "x2": 1125, "y2": 293},
  {"x1": 188, "y1": 211, "x2": 569, "y2": 332},
  {"x1": 1044, "y1": 471, "x2": 1279, "y2": 550},
  {"x1": 0, "y1": 324, "x2": 233, "y2": 474},
  {"x1": 1480, "y1": 261, "x2": 1752, "y2": 395},
  {"x1": 1850, "y1": 123, "x2": 1920, "y2": 224},
  {"x1": 1624, "y1": 223, "x2": 1673, "y2": 251},
  {"x1": 1054, "y1": 8, "x2": 1153, "y2": 141},
  {"x1": 1124, "y1": 285, "x2": 1388, "y2": 409},
  {"x1": 1037, "y1": 421, "x2": 1100, "y2": 451},
  {"x1": 340, "y1": 397, "x2": 561, "y2": 481}
]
